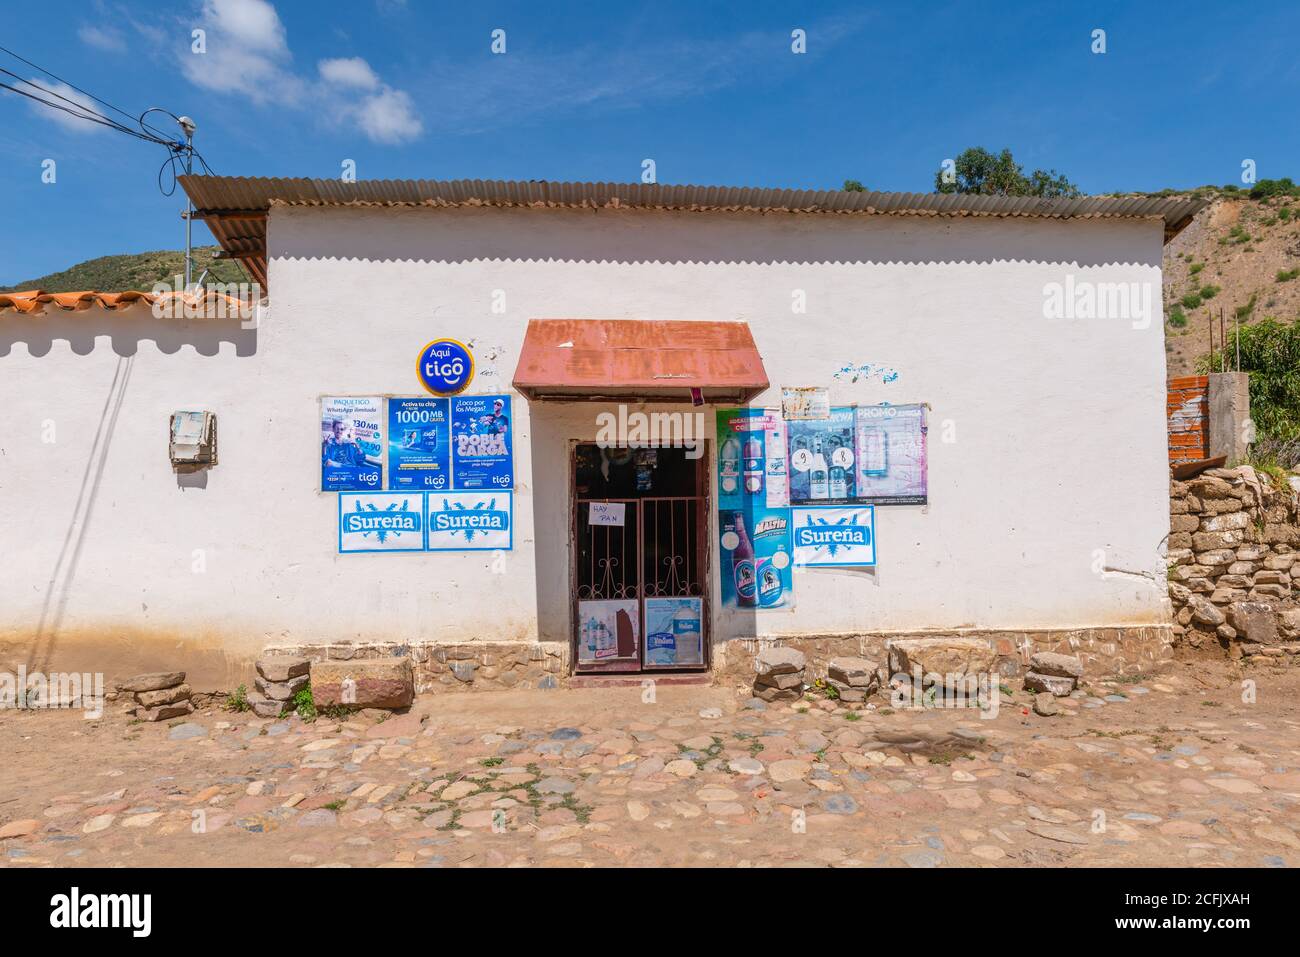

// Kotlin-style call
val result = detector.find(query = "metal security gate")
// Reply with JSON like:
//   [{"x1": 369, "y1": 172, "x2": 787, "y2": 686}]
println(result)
[{"x1": 572, "y1": 447, "x2": 708, "y2": 673}]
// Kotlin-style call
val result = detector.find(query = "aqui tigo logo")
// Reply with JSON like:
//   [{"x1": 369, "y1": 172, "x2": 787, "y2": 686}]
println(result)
[{"x1": 417, "y1": 338, "x2": 475, "y2": 396}]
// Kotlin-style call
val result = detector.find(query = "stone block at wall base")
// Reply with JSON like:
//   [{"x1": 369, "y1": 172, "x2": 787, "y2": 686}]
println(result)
[
  {"x1": 311, "y1": 657, "x2": 413, "y2": 710},
  {"x1": 712, "y1": 626, "x2": 1174, "y2": 691},
  {"x1": 263, "y1": 641, "x2": 571, "y2": 695}
]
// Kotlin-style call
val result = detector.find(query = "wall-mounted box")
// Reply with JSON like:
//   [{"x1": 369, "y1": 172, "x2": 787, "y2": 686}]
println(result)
[{"x1": 170, "y1": 411, "x2": 217, "y2": 471}]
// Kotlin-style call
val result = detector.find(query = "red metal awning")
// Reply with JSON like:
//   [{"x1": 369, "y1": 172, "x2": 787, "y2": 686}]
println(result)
[{"x1": 512, "y1": 319, "x2": 769, "y2": 403}]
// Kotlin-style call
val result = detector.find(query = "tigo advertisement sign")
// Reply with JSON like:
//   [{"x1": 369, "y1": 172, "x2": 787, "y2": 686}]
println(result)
[{"x1": 417, "y1": 339, "x2": 475, "y2": 397}]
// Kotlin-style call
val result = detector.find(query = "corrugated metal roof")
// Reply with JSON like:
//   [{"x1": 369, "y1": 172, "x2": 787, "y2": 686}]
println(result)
[{"x1": 180, "y1": 175, "x2": 1207, "y2": 294}]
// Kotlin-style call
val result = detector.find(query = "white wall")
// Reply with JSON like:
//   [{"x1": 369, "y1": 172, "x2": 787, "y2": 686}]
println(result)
[{"x1": 0, "y1": 205, "x2": 1170, "y2": 682}]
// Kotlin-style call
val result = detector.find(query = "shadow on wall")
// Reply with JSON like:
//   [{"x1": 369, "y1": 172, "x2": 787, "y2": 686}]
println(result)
[
  {"x1": 269, "y1": 206, "x2": 1165, "y2": 270},
  {"x1": 0, "y1": 307, "x2": 257, "y2": 358},
  {"x1": 27, "y1": 355, "x2": 134, "y2": 675}
]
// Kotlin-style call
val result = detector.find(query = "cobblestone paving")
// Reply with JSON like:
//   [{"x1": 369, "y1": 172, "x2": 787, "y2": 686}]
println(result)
[{"x1": 2, "y1": 661, "x2": 1299, "y2": 867}]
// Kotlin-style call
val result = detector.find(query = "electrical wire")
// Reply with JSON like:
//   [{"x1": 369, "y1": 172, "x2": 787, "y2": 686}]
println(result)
[
  {"x1": 0, "y1": 45, "x2": 218, "y2": 191},
  {"x1": 0, "y1": 42, "x2": 148, "y2": 131}
]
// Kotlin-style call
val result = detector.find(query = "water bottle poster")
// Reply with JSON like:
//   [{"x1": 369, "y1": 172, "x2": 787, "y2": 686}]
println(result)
[
  {"x1": 644, "y1": 597, "x2": 704, "y2": 666},
  {"x1": 577, "y1": 599, "x2": 640, "y2": 663},
  {"x1": 450, "y1": 395, "x2": 514, "y2": 490},
  {"x1": 718, "y1": 506, "x2": 794, "y2": 611},
  {"x1": 321, "y1": 396, "x2": 384, "y2": 492},
  {"x1": 853, "y1": 403, "x2": 928, "y2": 505},
  {"x1": 716, "y1": 408, "x2": 789, "y2": 510},
  {"x1": 387, "y1": 397, "x2": 451, "y2": 491}
]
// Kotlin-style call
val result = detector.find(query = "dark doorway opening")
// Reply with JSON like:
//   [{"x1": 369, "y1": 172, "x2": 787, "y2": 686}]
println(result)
[{"x1": 571, "y1": 444, "x2": 709, "y2": 673}]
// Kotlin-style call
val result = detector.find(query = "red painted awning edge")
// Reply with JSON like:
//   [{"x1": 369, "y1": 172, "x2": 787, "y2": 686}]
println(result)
[{"x1": 512, "y1": 318, "x2": 769, "y2": 403}]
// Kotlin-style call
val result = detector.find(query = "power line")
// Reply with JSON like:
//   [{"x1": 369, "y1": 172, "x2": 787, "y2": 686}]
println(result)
[
  {"x1": 0, "y1": 42, "x2": 146, "y2": 131},
  {"x1": 0, "y1": 79, "x2": 144, "y2": 137}
]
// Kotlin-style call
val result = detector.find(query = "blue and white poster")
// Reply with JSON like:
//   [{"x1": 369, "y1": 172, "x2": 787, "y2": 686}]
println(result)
[
  {"x1": 451, "y1": 395, "x2": 514, "y2": 490},
  {"x1": 338, "y1": 491, "x2": 425, "y2": 553},
  {"x1": 791, "y1": 505, "x2": 876, "y2": 567},
  {"x1": 427, "y1": 491, "x2": 513, "y2": 551},
  {"x1": 321, "y1": 396, "x2": 383, "y2": 491},
  {"x1": 644, "y1": 597, "x2": 704, "y2": 666},
  {"x1": 388, "y1": 397, "x2": 451, "y2": 491}
]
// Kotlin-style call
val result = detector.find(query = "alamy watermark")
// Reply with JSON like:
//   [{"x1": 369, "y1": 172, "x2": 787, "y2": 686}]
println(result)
[
  {"x1": 595, "y1": 404, "x2": 706, "y2": 459},
  {"x1": 150, "y1": 277, "x2": 262, "y2": 327},
  {"x1": 1042, "y1": 275, "x2": 1155, "y2": 330},
  {"x1": 1, "y1": 667, "x2": 104, "y2": 719}
]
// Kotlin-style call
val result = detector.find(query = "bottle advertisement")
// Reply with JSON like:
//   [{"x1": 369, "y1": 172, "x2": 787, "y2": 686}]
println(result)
[
  {"x1": 787, "y1": 406, "x2": 857, "y2": 505},
  {"x1": 716, "y1": 409, "x2": 795, "y2": 612}
]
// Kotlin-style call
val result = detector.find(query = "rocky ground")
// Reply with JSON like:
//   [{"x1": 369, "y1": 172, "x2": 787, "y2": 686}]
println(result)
[{"x1": 1, "y1": 658, "x2": 1299, "y2": 868}]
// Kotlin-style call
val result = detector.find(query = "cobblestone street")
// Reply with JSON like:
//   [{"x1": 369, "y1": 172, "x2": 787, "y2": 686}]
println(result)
[{"x1": 2, "y1": 659, "x2": 1299, "y2": 868}]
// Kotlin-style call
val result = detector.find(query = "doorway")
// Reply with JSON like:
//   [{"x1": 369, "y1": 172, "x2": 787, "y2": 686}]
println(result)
[{"x1": 571, "y1": 443, "x2": 709, "y2": 673}]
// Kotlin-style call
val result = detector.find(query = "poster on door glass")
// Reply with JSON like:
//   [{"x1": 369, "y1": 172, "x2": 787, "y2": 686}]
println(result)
[
  {"x1": 321, "y1": 396, "x2": 383, "y2": 491},
  {"x1": 644, "y1": 597, "x2": 704, "y2": 666},
  {"x1": 577, "y1": 599, "x2": 639, "y2": 662}
]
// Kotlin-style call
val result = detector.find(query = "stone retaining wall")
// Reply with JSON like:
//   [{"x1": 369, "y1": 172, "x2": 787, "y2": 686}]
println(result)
[
  {"x1": 263, "y1": 641, "x2": 570, "y2": 693},
  {"x1": 713, "y1": 626, "x2": 1173, "y2": 688},
  {"x1": 1167, "y1": 465, "x2": 1300, "y2": 654}
]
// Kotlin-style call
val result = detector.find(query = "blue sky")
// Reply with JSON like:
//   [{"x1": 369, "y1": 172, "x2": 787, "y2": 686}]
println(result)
[{"x1": 2, "y1": 0, "x2": 1298, "y2": 286}]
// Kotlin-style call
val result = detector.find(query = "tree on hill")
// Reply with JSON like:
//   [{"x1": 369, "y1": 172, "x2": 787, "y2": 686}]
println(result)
[{"x1": 934, "y1": 147, "x2": 1081, "y2": 198}]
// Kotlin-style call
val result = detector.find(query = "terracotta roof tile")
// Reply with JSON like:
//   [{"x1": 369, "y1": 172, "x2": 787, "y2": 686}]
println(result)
[{"x1": 0, "y1": 288, "x2": 253, "y2": 316}]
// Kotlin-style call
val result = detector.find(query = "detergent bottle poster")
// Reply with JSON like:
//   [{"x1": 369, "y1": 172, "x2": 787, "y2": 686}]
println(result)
[
  {"x1": 450, "y1": 395, "x2": 514, "y2": 490},
  {"x1": 716, "y1": 409, "x2": 794, "y2": 611}
]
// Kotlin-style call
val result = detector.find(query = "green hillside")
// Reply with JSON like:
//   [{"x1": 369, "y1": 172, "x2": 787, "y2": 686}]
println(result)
[{"x1": 0, "y1": 246, "x2": 251, "y2": 293}]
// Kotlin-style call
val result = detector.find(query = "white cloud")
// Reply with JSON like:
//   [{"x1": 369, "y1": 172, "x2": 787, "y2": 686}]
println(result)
[
  {"x1": 78, "y1": 24, "x2": 127, "y2": 52},
  {"x1": 319, "y1": 57, "x2": 380, "y2": 91},
  {"x1": 175, "y1": 1, "x2": 422, "y2": 143},
  {"x1": 354, "y1": 87, "x2": 422, "y2": 144},
  {"x1": 203, "y1": 0, "x2": 287, "y2": 52},
  {"x1": 319, "y1": 57, "x2": 421, "y2": 143},
  {"x1": 22, "y1": 79, "x2": 108, "y2": 134},
  {"x1": 179, "y1": 0, "x2": 304, "y2": 105}
]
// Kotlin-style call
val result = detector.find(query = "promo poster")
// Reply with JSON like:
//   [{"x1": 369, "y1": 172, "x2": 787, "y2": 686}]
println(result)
[
  {"x1": 321, "y1": 396, "x2": 383, "y2": 491},
  {"x1": 716, "y1": 408, "x2": 795, "y2": 611},
  {"x1": 644, "y1": 597, "x2": 705, "y2": 666},
  {"x1": 388, "y1": 397, "x2": 451, "y2": 491},
  {"x1": 853, "y1": 403, "x2": 928, "y2": 506},
  {"x1": 450, "y1": 394, "x2": 514, "y2": 490}
]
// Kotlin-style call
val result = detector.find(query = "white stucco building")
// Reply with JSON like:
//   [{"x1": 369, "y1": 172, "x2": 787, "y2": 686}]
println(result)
[{"x1": 0, "y1": 179, "x2": 1201, "y2": 690}]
